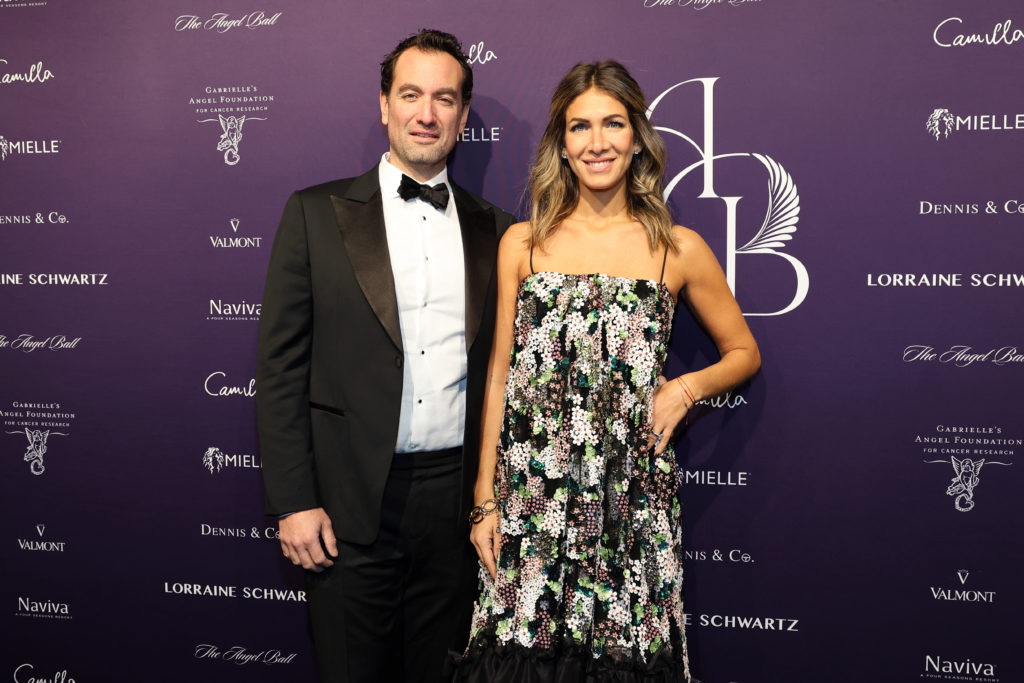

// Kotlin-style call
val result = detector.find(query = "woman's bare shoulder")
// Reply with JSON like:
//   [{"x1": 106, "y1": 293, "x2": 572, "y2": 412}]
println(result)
[
  {"x1": 499, "y1": 222, "x2": 532, "y2": 258},
  {"x1": 671, "y1": 224, "x2": 709, "y2": 254},
  {"x1": 500, "y1": 221, "x2": 531, "y2": 245},
  {"x1": 498, "y1": 222, "x2": 532, "y2": 282}
]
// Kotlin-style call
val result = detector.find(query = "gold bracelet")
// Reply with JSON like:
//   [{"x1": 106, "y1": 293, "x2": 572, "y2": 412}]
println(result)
[{"x1": 468, "y1": 498, "x2": 499, "y2": 524}]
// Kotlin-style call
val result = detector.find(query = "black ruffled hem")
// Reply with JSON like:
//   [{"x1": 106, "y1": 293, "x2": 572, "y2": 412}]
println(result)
[{"x1": 445, "y1": 642, "x2": 689, "y2": 682}]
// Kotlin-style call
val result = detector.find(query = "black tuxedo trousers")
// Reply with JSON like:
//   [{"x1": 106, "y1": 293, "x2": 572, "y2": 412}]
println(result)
[{"x1": 306, "y1": 448, "x2": 477, "y2": 682}]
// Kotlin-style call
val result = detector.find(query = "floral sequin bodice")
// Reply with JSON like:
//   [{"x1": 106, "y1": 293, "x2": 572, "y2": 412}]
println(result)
[{"x1": 501, "y1": 271, "x2": 675, "y2": 487}]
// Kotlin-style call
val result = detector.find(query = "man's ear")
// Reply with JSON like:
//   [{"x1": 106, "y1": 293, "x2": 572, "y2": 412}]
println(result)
[{"x1": 380, "y1": 91, "x2": 389, "y2": 126}]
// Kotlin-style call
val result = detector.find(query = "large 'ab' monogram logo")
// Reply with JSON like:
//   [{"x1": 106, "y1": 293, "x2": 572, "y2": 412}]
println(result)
[{"x1": 648, "y1": 77, "x2": 808, "y2": 317}]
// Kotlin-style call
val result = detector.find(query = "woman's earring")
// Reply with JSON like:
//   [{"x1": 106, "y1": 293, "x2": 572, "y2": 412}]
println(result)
[
  {"x1": 633, "y1": 148, "x2": 641, "y2": 156},
  {"x1": 560, "y1": 150, "x2": 567, "y2": 159}
]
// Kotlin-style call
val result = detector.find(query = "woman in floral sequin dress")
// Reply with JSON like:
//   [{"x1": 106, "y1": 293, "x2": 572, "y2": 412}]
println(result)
[{"x1": 450, "y1": 61, "x2": 760, "y2": 682}]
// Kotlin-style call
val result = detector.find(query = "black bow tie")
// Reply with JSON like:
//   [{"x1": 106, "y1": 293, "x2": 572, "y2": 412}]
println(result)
[{"x1": 398, "y1": 174, "x2": 450, "y2": 211}]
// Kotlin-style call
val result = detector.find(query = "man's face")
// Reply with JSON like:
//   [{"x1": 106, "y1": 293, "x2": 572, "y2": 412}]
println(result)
[{"x1": 380, "y1": 48, "x2": 469, "y2": 182}]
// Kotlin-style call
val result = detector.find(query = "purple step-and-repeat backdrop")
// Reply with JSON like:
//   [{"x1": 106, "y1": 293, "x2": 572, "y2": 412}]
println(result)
[{"x1": 2, "y1": 1, "x2": 1020, "y2": 681}]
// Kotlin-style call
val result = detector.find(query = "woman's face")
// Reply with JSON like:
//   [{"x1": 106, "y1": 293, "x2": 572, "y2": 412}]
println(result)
[{"x1": 562, "y1": 87, "x2": 636, "y2": 194}]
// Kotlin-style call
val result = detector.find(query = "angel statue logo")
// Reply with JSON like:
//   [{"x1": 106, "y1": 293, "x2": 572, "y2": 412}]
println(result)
[
  {"x1": 0, "y1": 135, "x2": 9, "y2": 161},
  {"x1": 7, "y1": 428, "x2": 68, "y2": 475},
  {"x1": 924, "y1": 456, "x2": 1012, "y2": 511},
  {"x1": 197, "y1": 114, "x2": 266, "y2": 165},
  {"x1": 926, "y1": 108, "x2": 955, "y2": 140},
  {"x1": 202, "y1": 446, "x2": 226, "y2": 474},
  {"x1": 647, "y1": 78, "x2": 807, "y2": 316}
]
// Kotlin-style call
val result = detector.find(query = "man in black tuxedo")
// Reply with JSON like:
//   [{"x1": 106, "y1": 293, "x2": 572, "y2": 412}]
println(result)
[{"x1": 256, "y1": 29, "x2": 514, "y2": 682}]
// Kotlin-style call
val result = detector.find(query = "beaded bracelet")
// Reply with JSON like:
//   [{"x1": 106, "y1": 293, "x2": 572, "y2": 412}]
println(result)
[{"x1": 468, "y1": 498, "x2": 499, "y2": 524}]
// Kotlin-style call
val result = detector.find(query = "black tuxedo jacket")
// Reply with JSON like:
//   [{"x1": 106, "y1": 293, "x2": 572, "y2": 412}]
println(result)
[{"x1": 256, "y1": 165, "x2": 514, "y2": 545}]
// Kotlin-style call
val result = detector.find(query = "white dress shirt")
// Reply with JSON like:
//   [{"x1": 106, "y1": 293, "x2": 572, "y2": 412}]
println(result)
[{"x1": 378, "y1": 154, "x2": 467, "y2": 453}]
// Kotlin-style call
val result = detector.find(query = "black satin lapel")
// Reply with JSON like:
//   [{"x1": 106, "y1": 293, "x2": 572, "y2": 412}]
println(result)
[
  {"x1": 455, "y1": 191, "x2": 497, "y2": 351},
  {"x1": 330, "y1": 192, "x2": 403, "y2": 352}
]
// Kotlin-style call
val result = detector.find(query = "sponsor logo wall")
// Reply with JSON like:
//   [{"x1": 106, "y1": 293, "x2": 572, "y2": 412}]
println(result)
[{"x1": 1, "y1": 3, "x2": 1018, "y2": 682}]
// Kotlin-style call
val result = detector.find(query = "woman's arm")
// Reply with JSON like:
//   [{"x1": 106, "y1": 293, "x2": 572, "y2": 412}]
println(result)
[
  {"x1": 470, "y1": 222, "x2": 530, "y2": 579},
  {"x1": 650, "y1": 226, "x2": 762, "y2": 453}
]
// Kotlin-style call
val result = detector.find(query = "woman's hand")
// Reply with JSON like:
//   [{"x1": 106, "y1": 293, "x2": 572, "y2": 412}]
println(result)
[
  {"x1": 648, "y1": 375, "x2": 693, "y2": 455},
  {"x1": 470, "y1": 510, "x2": 501, "y2": 581}
]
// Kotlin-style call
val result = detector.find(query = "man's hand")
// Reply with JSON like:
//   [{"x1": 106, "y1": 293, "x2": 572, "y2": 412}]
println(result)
[{"x1": 279, "y1": 507, "x2": 338, "y2": 572}]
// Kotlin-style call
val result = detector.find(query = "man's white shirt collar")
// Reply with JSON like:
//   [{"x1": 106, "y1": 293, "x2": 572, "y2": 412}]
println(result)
[{"x1": 379, "y1": 153, "x2": 451, "y2": 202}]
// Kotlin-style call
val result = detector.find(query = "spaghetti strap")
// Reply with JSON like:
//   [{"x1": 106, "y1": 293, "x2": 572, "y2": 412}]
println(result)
[
  {"x1": 659, "y1": 245, "x2": 669, "y2": 283},
  {"x1": 529, "y1": 243, "x2": 535, "y2": 274}
]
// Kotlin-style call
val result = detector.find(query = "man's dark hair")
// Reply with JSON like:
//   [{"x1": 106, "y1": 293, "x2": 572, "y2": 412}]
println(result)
[{"x1": 380, "y1": 29, "x2": 473, "y2": 104}]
